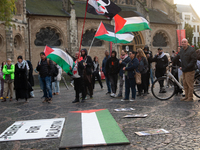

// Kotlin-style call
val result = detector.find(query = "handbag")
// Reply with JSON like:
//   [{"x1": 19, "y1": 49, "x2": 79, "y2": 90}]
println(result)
[{"x1": 134, "y1": 69, "x2": 141, "y2": 85}]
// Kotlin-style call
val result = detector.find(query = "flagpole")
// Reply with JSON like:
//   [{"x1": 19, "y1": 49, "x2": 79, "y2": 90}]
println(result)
[
  {"x1": 88, "y1": 36, "x2": 95, "y2": 55},
  {"x1": 78, "y1": 0, "x2": 89, "y2": 58}
]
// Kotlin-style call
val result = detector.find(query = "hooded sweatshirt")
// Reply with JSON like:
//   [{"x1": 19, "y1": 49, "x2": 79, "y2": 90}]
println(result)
[
  {"x1": 105, "y1": 51, "x2": 120, "y2": 75},
  {"x1": 81, "y1": 49, "x2": 93, "y2": 75}
]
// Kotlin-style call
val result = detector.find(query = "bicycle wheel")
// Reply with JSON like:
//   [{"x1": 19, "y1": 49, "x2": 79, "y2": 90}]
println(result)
[
  {"x1": 151, "y1": 77, "x2": 175, "y2": 100},
  {"x1": 193, "y1": 75, "x2": 200, "y2": 98}
]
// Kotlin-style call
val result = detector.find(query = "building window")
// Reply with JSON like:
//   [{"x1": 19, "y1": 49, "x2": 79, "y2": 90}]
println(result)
[
  {"x1": 194, "y1": 37, "x2": 196, "y2": 45},
  {"x1": 185, "y1": 15, "x2": 190, "y2": 20},
  {"x1": 198, "y1": 37, "x2": 200, "y2": 44},
  {"x1": 82, "y1": 29, "x2": 103, "y2": 46},
  {"x1": 14, "y1": 35, "x2": 22, "y2": 50},
  {"x1": 153, "y1": 32, "x2": 168, "y2": 47},
  {"x1": 197, "y1": 25, "x2": 199, "y2": 32},
  {"x1": 34, "y1": 27, "x2": 62, "y2": 46},
  {"x1": 194, "y1": 25, "x2": 196, "y2": 32}
]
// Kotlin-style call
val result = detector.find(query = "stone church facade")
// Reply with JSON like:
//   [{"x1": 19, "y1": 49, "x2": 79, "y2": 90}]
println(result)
[{"x1": 0, "y1": 0, "x2": 180, "y2": 71}]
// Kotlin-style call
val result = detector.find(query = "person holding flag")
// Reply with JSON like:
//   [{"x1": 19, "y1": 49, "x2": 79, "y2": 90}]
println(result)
[{"x1": 71, "y1": 52, "x2": 85, "y2": 103}]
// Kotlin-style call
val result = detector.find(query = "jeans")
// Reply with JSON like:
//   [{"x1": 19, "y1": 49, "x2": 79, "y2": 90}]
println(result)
[
  {"x1": 118, "y1": 76, "x2": 124, "y2": 96},
  {"x1": 125, "y1": 77, "x2": 136, "y2": 99},
  {"x1": 105, "y1": 75, "x2": 111, "y2": 93},
  {"x1": 0, "y1": 79, "x2": 4, "y2": 97},
  {"x1": 52, "y1": 81, "x2": 60, "y2": 93},
  {"x1": 39, "y1": 75, "x2": 43, "y2": 90},
  {"x1": 40, "y1": 76, "x2": 52, "y2": 98},
  {"x1": 109, "y1": 74, "x2": 118, "y2": 94}
]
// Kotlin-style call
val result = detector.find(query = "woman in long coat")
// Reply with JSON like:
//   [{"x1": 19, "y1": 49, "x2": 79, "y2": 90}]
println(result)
[{"x1": 14, "y1": 56, "x2": 30, "y2": 102}]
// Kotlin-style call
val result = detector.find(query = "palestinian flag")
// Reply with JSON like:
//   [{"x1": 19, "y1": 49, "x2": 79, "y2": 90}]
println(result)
[
  {"x1": 59, "y1": 109, "x2": 129, "y2": 148},
  {"x1": 44, "y1": 45, "x2": 74, "y2": 74},
  {"x1": 95, "y1": 22, "x2": 134, "y2": 44},
  {"x1": 87, "y1": 0, "x2": 121, "y2": 19},
  {"x1": 114, "y1": 13, "x2": 151, "y2": 34}
]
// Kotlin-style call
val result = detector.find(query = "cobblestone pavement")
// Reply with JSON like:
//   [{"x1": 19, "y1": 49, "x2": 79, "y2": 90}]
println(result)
[{"x1": 0, "y1": 82, "x2": 200, "y2": 150}]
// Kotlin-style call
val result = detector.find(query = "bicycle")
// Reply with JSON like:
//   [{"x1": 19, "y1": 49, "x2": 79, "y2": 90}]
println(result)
[{"x1": 151, "y1": 65, "x2": 200, "y2": 100}]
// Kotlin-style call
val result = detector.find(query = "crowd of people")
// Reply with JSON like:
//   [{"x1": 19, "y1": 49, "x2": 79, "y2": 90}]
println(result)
[{"x1": 0, "y1": 38, "x2": 199, "y2": 103}]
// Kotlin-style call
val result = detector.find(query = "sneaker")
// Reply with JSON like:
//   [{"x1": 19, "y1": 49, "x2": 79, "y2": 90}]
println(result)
[
  {"x1": 0, "y1": 97, "x2": 3, "y2": 100},
  {"x1": 101, "y1": 87, "x2": 104, "y2": 90},
  {"x1": 6, "y1": 96, "x2": 9, "y2": 99},
  {"x1": 129, "y1": 98, "x2": 135, "y2": 102},
  {"x1": 106, "y1": 92, "x2": 111, "y2": 95},
  {"x1": 110, "y1": 93, "x2": 115, "y2": 97},
  {"x1": 70, "y1": 82, "x2": 74, "y2": 87},
  {"x1": 1, "y1": 98, "x2": 6, "y2": 102},
  {"x1": 81, "y1": 96, "x2": 87, "y2": 100},
  {"x1": 121, "y1": 99, "x2": 129, "y2": 102},
  {"x1": 48, "y1": 98, "x2": 52, "y2": 104},
  {"x1": 113, "y1": 94, "x2": 117, "y2": 98},
  {"x1": 117, "y1": 94, "x2": 122, "y2": 98},
  {"x1": 72, "y1": 99, "x2": 79, "y2": 103},
  {"x1": 30, "y1": 91, "x2": 35, "y2": 98},
  {"x1": 42, "y1": 98, "x2": 49, "y2": 103}
]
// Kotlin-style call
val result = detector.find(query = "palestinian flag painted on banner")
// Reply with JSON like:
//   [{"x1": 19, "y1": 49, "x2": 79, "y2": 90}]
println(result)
[
  {"x1": 95, "y1": 22, "x2": 134, "y2": 44},
  {"x1": 114, "y1": 13, "x2": 151, "y2": 34},
  {"x1": 44, "y1": 45, "x2": 74, "y2": 75},
  {"x1": 87, "y1": 0, "x2": 121, "y2": 19},
  {"x1": 59, "y1": 109, "x2": 129, "y2": 148}
]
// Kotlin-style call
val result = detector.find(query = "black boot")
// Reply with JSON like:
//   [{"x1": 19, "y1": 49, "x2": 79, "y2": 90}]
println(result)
[{"x1": 72, "y1": 99, "x2": 79, "y2": 103}]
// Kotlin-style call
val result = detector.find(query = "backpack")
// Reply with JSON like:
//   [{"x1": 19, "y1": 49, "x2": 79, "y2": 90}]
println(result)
[
  {"x1": 53, "y1": 64, "x2": 59, "y2": 77},
  {"x1": 47, "y1": 59, "x2": 58, "y2": 77}
]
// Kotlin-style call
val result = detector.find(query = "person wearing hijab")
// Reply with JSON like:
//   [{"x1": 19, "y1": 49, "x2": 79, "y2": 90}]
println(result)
[
  {"x1": 80, "y1": 48, "x2": 93, "y2": 100},
  {"x1": 14, "y1": 56, "x2": 30, "y2": 102},
  {"x1": 105, "y1": 51, "x2": 120, "y2": 98}
]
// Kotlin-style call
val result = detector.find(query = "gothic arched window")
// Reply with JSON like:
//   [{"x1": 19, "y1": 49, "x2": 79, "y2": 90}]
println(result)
[
  {"x1": 34, "y1": 27, "x2": 62, "y2": 46},
  {"x1": 153, "y1": 32, "x2": 168, "y2": 47},
  {"x1": 82, "y1": 29, "x2": 103, "y2": 46}
]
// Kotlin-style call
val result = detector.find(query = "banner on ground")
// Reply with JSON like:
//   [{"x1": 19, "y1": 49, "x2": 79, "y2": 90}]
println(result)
[
  {"x1": 0, "y1": 118, "x2": 65, "y2": 142},
  {"x1": 59, "y1": 109, "x2": 129, "y2": 148}
]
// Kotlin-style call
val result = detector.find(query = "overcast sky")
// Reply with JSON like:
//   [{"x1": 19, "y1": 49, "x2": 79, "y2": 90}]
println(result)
[{"x1": 174, "y1": 0, "x2": 200, "y2": 18}]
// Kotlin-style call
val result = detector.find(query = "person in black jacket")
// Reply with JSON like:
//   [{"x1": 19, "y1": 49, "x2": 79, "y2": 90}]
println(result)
[
  {"x1": 121, "y1": 51, "x2": 139, "y2": 101},
  {"x1": 136, "y1": 48, "x2": 149, "y2": 96},
  {"x1": 143, "y1": 46, "x2": 153, "y2": 92},
  {"x1": 27, "y1": 60, "x2": 35, "y2": 98},
  {"x1": 92, "y1": 56, "x2": 103, "y2": 90},
  {"x1": 36, "y1": 52, "x2": 54, "y2": 103},
  {"x1": 118, "y1": 49, "x2": 131, "y2": 97},
  {"x1": 173, "y1": 38, "x2": 197, "y2": 101},
  {"x1": 14, "y1": 56, "x2": 30, "y2": 102},
  {"x1": 71, "y1": 52, "x2": 85, "y2": 103},
  {"x1": 106, "y1": 51, "x2": 119, "y2": 98},
  {"x1": 81, "y1": 49, "x2": 93, "y2": 99},
  {"x1": 150, "y1": 48, "x2": 168, "y2": 93}
]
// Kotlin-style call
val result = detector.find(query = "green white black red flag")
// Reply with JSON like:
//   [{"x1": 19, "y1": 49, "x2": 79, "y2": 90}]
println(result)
[{"x1": 87, "y1": 0, "x2": 121, "y2": 19}]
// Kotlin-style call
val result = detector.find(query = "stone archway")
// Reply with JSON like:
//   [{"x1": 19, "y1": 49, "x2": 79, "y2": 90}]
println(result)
[{"x1": 119, "y1": 31, "x2": 145, "y2": 54}]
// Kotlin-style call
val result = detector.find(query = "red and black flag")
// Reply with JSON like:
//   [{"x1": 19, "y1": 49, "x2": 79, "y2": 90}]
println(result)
[{"x1": 87, "y1": 0, "x2": 121, "y2": 19}]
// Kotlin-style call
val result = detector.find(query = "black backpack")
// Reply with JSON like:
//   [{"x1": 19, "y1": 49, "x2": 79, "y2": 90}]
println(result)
[{"x1": 53, "y1": 64, "x2": 59, "y2": 77}]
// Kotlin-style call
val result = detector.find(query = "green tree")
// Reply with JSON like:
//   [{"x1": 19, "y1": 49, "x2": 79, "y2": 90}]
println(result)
[
  {"x1": 0, "y1": 0, "x2": 16, "y2": 26},
  {"x1": 184, "y1": 23, "x2": 194, "y2": 45}
]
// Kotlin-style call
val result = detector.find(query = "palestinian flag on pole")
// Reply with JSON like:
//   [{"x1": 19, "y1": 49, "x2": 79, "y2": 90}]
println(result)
[
  {"x1": 95, "y1": 22, "x2": 134, "y2": 44},
  {"x1": 114, "y1": 13, "x2": 151, "y2": 34},
  {"x1": 59, "y1": 109, "x2": 129, "y2": 148},
  {"x1": 44, "y1": 45, "x2": 74, "y2": 75},
  {"x1": 87, "y1": 0, "x2": 121, "y2": 19}
]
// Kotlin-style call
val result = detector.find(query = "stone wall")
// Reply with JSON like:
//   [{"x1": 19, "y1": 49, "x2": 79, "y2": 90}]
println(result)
[
  {"x1": 29, "y1": 16, "x2": 69, "y2": 71},
  {"x1": 150, "y1": 23, "x2": 177, "y2": 55},
  {"x1": 0, "y1": 24, "x2": 7, "y2": 63}
]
